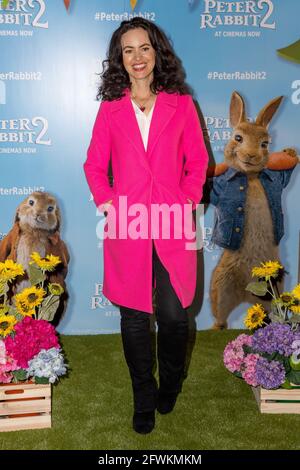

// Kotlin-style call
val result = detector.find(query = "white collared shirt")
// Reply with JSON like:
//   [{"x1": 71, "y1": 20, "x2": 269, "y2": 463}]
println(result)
[{"x1": 131, "y1": 98, "x2": 155, "y2": 151}]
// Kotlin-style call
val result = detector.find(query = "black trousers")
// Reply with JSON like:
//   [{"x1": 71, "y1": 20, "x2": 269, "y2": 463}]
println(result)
[{"x1": 119, "y1": 241, "x2": 189, "y2": 412}]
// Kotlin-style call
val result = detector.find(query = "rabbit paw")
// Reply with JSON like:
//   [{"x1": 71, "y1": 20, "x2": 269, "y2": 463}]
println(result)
[{"x1": 282, "y1": 147, "x2": 298, "y2": 159}]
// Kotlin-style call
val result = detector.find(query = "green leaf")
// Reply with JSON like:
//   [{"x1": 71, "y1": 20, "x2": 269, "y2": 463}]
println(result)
[
  {"x1": 1, "y1": 1, "x2": 9, "y2": 10},
  {"x1": 270, "y1": 352, "x2": 281, "y2": 361},
  {"x1": 243, "y1": 345, "x2": 254, "y2": 354},
  {"x1": 283, "y1": 357, "x2": 292, "y2": 374},
  {"x1": 14, "y1": 313, "x2": 24, "y2": 322},
  {"x1": 286, "y1": 369, "x2": 300, "y2": 385},
  {"x1": 28, "y1": 263, "x2": 46, "y2": 286},
  {"x1": 40, "y1": 294, "x2": 55, "y2": 308},
  {"x1": 8, "y1": 306, "x2": 18, "y2": 316},
  {"x1": 38, "y1": 295, "x2": 60, "y2": 321},
  {"x1": 277, "y1": 39, "x2": 300, "y2": 65},
  {"x1": 12, "y1": 369, "x2": 27, "y2": 381},
  {"x1": 233, "y1": 371, "x2": 242, "y2": 379},
  {"x1": 259, "y1": 351, "x2": 281, "y2": 361},
  {"x1": 0, "y1": 282, "x2": 9, "y2": 296},
  {"x1": 281, "y1": 379, "x2": 293, "y2": 389},
  {"x1": 34, "y1": 376, "x2": 50, "y2": 384},
  {"x1": 245, "y1": 281, "x2": 268, "y2": 296}
]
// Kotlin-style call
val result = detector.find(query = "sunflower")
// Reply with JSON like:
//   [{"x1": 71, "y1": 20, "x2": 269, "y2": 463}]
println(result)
[
  {"x1": 278, "y1": 292, "x2": 295, "y2": 308},
  {"x1": 252, "y1": 261, "x2": 283, "y2": 279},
  {"x1": 244, "y1": 304, "x2": 266, "y2": 329},
  {"x1": 0, "y1": 314, "x2": 17, "y2": 337},
  {"x1": 290, "y1": 305, "x2": 300, "y2": 314},
  {"x1": 0, "y1": 259, "x2": 24, "y2": 282},
  {"x1": 30, "y1": 252, "x2": 61, "y2": 272},
  {"x1": 292, "y1": 284, "x2": 300, "y2": 301},
  {"x1": 15, "y1": 286, "x2": 46, "y2": 309},
  {"x1": 48, "y1": 283, "x2": 64, "y2": 296},
  {"x1": 0, "y1": 304, "x2": 9, "y2": 315},
  {"x1": 15, "y1": 297, "x2": 36, "y2": 317}
]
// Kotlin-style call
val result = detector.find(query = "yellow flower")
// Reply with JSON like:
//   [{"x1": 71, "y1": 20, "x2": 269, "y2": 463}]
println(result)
[
  {"x1": 15, "y1": 297, "x2": 36, "y2": 317},
  {"x1": 0, "y1": 259, "x2": 24, "y2": 282},
  {"x1": 0, "y1": 315, "x2": 17, "y2": 337},
  {"x1": 0, "y1": 304, "x2": 9, "y2": 315},
  {"x1": 15, "y1": 286, "x2": 46, "y2": 309},
  {"x1": 252, "y1": 261, "x2": 283, "y2": 279},
  {"x1": 290, "y1": 305, "x2": 300, "y2": 314},
  {"x1": 48, "y1": 283, "x2": 64, "y2": 296},
  {"x1": 278, "y1": 292, "x2": 295, "y2": 307},
  {"x1": 30, "y1": 252, "x2": 61, "y2": 272},
  {"x1": 244, "y1": 304, "x2": 266, "y2": 329},
  {"x1": 292, "y1": 284, "x2": 300, "y2": 301}
]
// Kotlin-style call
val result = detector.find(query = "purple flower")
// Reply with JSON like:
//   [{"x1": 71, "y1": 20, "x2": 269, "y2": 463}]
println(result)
[
  {"x1": 255, "y1": 357, "x2": 285, "y2": 389},
  {"x1": 293, "y1": 331, "x2": 300, "y2": 343},
  {"x1": 252, "y1": 323, "x2": 294, "y2": 357}
]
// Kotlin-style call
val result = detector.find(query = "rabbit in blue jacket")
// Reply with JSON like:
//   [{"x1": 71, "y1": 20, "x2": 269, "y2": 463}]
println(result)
[{"x1": 209, "y1": 91, "x2": 298, "y2": 329}]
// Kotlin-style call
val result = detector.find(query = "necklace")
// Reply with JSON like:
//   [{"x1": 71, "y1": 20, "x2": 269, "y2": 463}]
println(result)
[{"x1": 131, "y1": 92, "x2": 155, "y2": 113}]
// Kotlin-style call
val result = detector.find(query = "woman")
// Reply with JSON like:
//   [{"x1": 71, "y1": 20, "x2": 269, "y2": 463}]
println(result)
[{"x1": 84, "y1": 17, "x2": 209, "y2": 434}]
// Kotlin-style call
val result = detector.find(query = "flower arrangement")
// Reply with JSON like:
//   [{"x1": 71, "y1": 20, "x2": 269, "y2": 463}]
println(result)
[
  {"x1": 0, "y1": 253, "x2": 68, "y2": 385},
  {"x1": 223, "y1": 261, "x2": 300, "y2": 390}
]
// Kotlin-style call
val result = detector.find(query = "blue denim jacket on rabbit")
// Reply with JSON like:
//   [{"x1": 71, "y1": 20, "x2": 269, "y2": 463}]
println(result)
[{"x1": 209, "y1": 167, "x2": 295, "y2": 250}]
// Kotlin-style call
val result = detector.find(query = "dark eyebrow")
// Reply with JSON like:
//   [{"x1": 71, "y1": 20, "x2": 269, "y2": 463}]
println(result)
[{"x1": 122, "y1": 43, "x2": 151, "y2": 50}]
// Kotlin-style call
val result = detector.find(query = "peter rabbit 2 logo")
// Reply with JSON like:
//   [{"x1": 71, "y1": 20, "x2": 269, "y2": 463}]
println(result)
[
  {"x1": 0, "y1": 0, "x2": 48, "y2": 30},
  {"x1": 200, "y1": 0, "x2": 276, "y2": 33},
  {"x1": 0, "y1": 116, "x2": 51, "y2": 153}
]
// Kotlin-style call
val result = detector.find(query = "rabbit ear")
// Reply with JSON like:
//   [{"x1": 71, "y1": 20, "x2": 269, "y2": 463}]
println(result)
[
  {"x1": 55, "y1": 204, "x2": 61, "y2": 232},
  {"x1": 229, "y1": 91, "x2": 246, "y2": 128},
  {"x1": 14, "y1": 201, "x2": 22, "y2": 223},
  {"x1": 14, "y1": 209, "x2": 20, "y2": 223},
  {"x1": 255, "y1": 96, "x2": 284, "y2": 128}
]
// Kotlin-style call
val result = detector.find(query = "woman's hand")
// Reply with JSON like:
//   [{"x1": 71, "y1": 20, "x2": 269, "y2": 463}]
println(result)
[{"x1": 98, "y1": 199, "x2": 113, "y2": 216}]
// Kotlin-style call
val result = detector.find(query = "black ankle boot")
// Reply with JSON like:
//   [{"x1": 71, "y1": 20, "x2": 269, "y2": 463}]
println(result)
[
  {"x1": 133, "y1": 410, "x2": 155, "y2": 434},
  {"x1": 157, "y1": 391, "x2": 178, "y2": 415}
]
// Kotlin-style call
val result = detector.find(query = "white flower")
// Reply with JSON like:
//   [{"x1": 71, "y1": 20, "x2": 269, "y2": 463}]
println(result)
[{"x1": 27, "y1": 347, "x2": 68, "y2": 383}]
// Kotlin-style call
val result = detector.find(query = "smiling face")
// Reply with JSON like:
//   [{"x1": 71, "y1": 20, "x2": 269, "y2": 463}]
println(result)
[
  {"x1": 17, "y1": 192, "x2": 60, "y2": 231},
  {"x1": 224, "y1": 121, "x2": 270, "y2": 173},
  {"x1": 121, "y1": 27, "x2": 156, "y2": 85}
]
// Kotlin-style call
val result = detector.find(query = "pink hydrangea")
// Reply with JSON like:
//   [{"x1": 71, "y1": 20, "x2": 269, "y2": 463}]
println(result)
[
  {"x1": 223, "y1": 334, "x2": 253, "y2": 373},
  {"x1": 4, "y1": 317, "x2": 59, "y2": 369},
  {"x1": 0, "y1": 340, "x2": 6, "y2": 365},
  {"x1": 241, "y1": 353, "x2": 260, "y2": 387},
  {"x1": 0, "y1": 339, "x2": 20, "y2": 384}
]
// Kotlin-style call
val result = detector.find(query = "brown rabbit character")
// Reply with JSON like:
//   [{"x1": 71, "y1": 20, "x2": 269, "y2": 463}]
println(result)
[
  {"x1": 0, "y1": 191, "x2": 70, "y2": 325},
  {"x1": 209, "y1": 91, "x2": 299, "y2": 329}
]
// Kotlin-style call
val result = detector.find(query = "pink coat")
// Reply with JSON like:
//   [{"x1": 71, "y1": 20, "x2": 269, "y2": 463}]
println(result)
[{"x1": 83, "y1": 87, "x2": 209, "y2": 314}]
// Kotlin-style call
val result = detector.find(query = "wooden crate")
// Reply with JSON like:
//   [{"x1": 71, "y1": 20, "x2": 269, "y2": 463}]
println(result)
[
  {"x1": 0, "y1": 382, "x2": 51, "y2": 432},
  {"x1": 252, "y1": 385, "x2": 300, "y2": 414}
]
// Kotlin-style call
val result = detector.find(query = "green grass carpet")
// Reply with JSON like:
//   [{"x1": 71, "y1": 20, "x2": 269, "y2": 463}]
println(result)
[{"x1": 1, "y1": 330, "x2": 300, "y2": 450}]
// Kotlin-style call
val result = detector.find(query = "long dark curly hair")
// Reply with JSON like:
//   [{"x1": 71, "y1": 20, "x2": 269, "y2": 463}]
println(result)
[{"x1": 96, "y1": 17, "x2": 193, "y2": 101}]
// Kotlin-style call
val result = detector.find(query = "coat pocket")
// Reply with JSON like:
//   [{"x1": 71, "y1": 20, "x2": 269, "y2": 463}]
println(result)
[
  {"x1": 178, "y1": 188, "x2": 191, "y2": 204},
  {"x1": 103, "y1": 190, "x2": 118, "y2": 217}
]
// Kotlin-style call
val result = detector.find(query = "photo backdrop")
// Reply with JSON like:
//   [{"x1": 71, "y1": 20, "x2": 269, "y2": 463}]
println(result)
[{"x1": 0, "y1": 0, "x2": 299, "y2": 333}]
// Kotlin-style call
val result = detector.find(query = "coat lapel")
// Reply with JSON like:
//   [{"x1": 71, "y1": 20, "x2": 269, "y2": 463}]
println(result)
[{"x1": 110, "y1": 87, "x2": 178, "y2": 171}]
